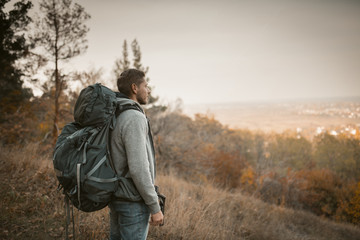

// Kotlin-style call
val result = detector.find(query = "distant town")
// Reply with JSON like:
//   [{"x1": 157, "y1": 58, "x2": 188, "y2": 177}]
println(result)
[
  {"x1": 293, "y1": 100, "x2": 360, "y2": 137},
  {"x1": 295, "y1": 100, "x2": 360, "y2": 119},
  {"x1": 184, "y1": 98, "x2": 360, "y2": 138}
]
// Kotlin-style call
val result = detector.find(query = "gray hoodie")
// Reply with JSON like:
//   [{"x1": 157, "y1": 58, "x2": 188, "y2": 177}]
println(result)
[{"x1": 110, "y1": 97, "x2": 160, "y2": 214}]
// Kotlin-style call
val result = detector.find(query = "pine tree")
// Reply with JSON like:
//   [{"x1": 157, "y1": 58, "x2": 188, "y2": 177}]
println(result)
[
  {"x1": 113, "y1": 40, "x2": 130, "y2": 79},
  {"x1": 0, "y1": 0, "x2": 33, "y2": 121},
  {"x1": 33, "y1": 0, "x2": 90, "y2": 142},
  {"x1": 113, "y1": 39, "x2": 158, "y2": 104},
  {"x1": 131, "y1": 39, "x2": 149, "y2": 74}
]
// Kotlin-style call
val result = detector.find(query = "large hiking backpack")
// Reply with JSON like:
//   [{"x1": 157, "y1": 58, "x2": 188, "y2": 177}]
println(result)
[{"x1": 53, "y1": 83, "x2": 120, "y2": 212}]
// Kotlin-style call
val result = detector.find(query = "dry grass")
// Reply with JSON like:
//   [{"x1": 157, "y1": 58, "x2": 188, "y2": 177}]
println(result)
[
  {"x1": 152, "y1": 174, "x2": 360, "y2": 240},
  {"x1": 1, "y1": 143, "x2": 360, "y2": 239}
]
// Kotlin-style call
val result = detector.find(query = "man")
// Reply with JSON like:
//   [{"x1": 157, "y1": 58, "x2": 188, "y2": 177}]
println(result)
[{"x1": 109, "y1": 69, "x2": 164, "y2": 240}]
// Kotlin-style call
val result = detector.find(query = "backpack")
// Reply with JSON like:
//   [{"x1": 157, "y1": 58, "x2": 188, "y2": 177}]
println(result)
[{"x1": 53, "y1": 83, "x2": 141, "y2": 213}]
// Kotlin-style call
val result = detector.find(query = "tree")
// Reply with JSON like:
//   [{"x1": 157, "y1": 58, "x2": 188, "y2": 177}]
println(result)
[
  {"x1": 33, "y1": 0, "x2": 90, "y2": 142},
  {"x1": 114, "y1": 39, "x2": 147, "y2": 79},
  {"x1": 113, "y1": 40, "x2": 130, "y2": 79},
  {"x1": 294, "y1": 169, "x2": 343, "y2": 217},
  {"x1": 314, "y1": 133, "x2": 358, "y2": 178},
  {"x1": 72, "y1": 67, "x2": 104, "y2": 93},
  {"x1": 113, "y1": 39, "x2": 158, "y2": 104},
  {"x1": 0, "y1": 0, "x2": 33, "y2": 121},
  {"x1": 131, "y1": 39, "x2": 149, "y2": 74},
  {"x1": 346, "y1": 181, "x2": 360, "y2": 224},
  {"x1": 209, "y1": 150, "x2": 246, "y2": 189},
  {"x1": 267, "y1": 134, "x2": 312, "y2": 170}
]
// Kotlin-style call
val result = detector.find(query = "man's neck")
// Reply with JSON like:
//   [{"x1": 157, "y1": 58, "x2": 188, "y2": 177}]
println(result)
[
  {"x1": 116, "y1": 92, "x2": 139, "y2": 104},
  {"x1": 129, "y1": 95, "x2": 138, "y2": 103}
]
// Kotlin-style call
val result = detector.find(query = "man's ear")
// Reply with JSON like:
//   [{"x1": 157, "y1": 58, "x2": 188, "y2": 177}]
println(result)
[{"x1": 131, "y1": 83, "x2": 138, "y2": 94}]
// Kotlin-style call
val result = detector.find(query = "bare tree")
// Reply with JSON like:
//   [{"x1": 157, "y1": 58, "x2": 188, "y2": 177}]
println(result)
[
  {"x1": 72, "y1": 67, "x2": 104, "y2": 94},
  {"x1": 33, "y1": 0, "x2": 90, "y2": 142}
]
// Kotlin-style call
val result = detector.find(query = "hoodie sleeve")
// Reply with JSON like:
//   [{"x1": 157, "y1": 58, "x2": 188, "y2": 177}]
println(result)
[{"x1": 121, "y1": 110, "x2": 161, "y2": 214}]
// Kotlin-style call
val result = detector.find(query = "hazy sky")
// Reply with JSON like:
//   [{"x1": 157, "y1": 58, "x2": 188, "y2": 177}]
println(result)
[{"x1": 41, "y1": 0, "x2": 360, "y2": 104}]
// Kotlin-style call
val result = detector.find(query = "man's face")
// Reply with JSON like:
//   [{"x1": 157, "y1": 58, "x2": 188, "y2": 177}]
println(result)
[{"x1": 136, "y1": 79, "x2": 150, "y2": 105}]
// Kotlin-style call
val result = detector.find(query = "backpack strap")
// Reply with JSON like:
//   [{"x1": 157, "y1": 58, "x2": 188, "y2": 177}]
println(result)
[
  {"x1": 147, "y1": 117, "x2": 156, "y2": 176},
  {"x1": 115, "y1": 103, "x2": 142, "y2": 118},
  {"x1": 64, "y1": 195, "x2": 76, "y2": 240},
  {"x1": 109, "y1": 104, "x2": 141, "y2": 179},
  {"x1": 85, "y1": 154, "x2": 118, "y2": 182},
  {"x1": 117, "y1": 102, "x2": 156, "y2": 176}
]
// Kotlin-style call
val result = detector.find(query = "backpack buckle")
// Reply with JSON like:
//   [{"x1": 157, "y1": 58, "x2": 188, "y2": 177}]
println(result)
[{"x1": 57, "y1": 183, "x2": 63, "y2": 191}]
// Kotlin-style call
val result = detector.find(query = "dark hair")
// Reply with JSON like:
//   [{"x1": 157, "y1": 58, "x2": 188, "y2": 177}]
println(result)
[{"x1": 117, "y1": 69, "x2": 145, "y2": 96}]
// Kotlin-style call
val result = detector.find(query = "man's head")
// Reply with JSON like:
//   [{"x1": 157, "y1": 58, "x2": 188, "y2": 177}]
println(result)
[{"x1": 117, "y1": 69, "x2": 150, "y2": 105}]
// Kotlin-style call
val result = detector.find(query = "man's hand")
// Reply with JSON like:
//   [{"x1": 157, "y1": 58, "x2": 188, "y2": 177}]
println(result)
[{"x1": 149, "y1": 210, "x2": 164, "y2": 226}]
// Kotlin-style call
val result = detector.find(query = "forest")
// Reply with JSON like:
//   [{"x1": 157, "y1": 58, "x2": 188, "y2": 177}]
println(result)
[{"x1": 1, "y1": 0, "x2": 360, "y2": 239}]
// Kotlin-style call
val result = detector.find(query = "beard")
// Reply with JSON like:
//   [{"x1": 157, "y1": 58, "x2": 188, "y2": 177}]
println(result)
[{"x1": 136, "y1": 93, "x2": 148, "y2": 105}]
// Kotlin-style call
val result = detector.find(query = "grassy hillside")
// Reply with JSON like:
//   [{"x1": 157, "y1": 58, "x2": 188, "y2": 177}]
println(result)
[{"x1": 1, "y1": 143, "x2": 359, "y2": 240}]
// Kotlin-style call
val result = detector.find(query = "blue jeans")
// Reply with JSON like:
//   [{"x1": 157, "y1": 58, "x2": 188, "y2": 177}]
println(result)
[{"x1": 109, "y1": 201, "x2": 150, "y2": 240}]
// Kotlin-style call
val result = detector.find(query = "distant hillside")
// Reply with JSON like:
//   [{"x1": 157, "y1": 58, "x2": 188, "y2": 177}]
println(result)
[
  {"x1": 184, "y1": 98, "x2": 360, "y2": 137},
  {"x1": 1, "y1": 143, "x2": 360, "y2": 239}
]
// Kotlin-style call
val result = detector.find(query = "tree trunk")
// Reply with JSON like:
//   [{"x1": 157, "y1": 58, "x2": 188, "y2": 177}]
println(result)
[
  {"x1": 52, "y1": 3, "x2": 60, "y2": 145},
  {"x1": 53, "y1": 61, "x2": 59, "y2": 145}
]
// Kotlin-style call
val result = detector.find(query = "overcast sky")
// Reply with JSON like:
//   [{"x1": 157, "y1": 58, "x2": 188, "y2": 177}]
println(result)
[{"x1": 38, "y1": 0, "x2": 360, "y2": 104}]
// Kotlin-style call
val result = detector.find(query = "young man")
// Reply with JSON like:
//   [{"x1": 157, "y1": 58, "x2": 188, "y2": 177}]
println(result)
[{"x1": 109, "y1": 69, "x2": 164, "y2": 240}]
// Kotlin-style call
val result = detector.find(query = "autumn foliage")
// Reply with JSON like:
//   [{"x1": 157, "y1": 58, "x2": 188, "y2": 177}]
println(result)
[
  {"x1": 3, "y1": 0, "x2": 358, "y2": 237},
  {"x1": 2, "y1": 143, "x2": 360, "y2": 239},
  {"x1": 346, "y1": 182, "x2": 360, "y2": 224},
  {"x1": 148, "y1": 107, "x2": 360, "y2": 226},
  {"x1": 2, "y1": 92, "x2": 360, "y2": 227}
]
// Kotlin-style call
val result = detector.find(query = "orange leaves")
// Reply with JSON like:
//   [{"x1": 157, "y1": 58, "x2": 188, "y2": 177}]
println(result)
[
  {"x1": 346, "y1": 182, "x2": 360, "y2": 224},
  {"x1": 0, "y1": 104, "x2": 33, "y2": 144},
  {"x1": 295, "y1": 169, "x2": 342, "y2": 216},
  {"x1": 151, "y1": 109, "x2": 360, "y2": 225},
  {"x1": 208, "y1": 151, "x2": 246, "y2": 189},
  {"x1": 240, "y1": 166, "x2": 257, "y2": 193}
]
